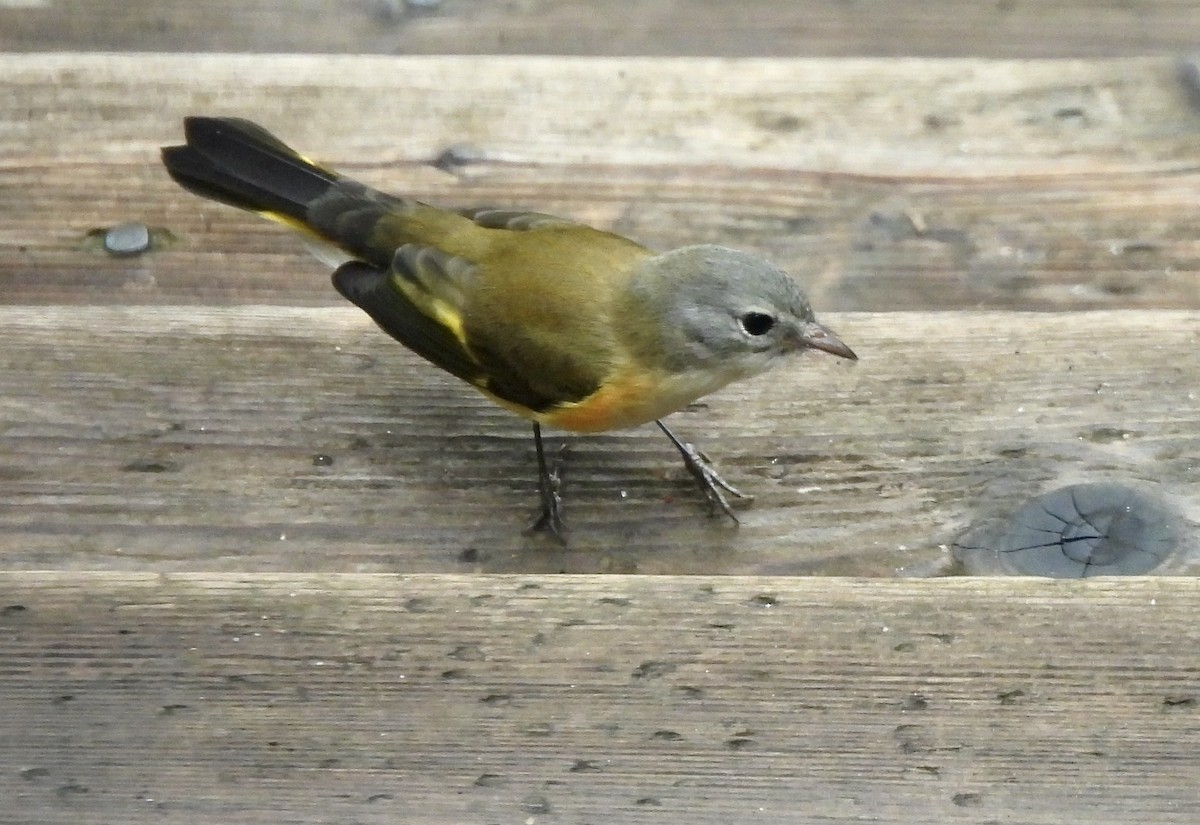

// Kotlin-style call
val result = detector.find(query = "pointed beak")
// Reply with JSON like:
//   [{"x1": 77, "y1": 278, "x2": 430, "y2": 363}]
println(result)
[{"x1": 797, "y1": 321, "x2": 857, "y2": 360}]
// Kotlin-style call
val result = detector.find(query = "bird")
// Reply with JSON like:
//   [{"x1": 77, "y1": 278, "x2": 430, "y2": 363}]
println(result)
[{"x1": 161, "y1": 116, "x2": 856, "y2": 540}]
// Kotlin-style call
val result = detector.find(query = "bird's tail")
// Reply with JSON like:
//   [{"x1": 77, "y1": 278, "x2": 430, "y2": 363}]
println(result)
[
  {"x1": 164, "y1": 116, "x2": 430, "y2": 268},
  {"x1": 161, "y1": 116, "x2": 339, "y2": 231}
]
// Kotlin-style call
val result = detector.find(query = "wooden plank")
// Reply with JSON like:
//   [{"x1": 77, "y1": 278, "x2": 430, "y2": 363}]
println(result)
[
  {"x1": 9, "y1": 155, "x2": 1200, "y2": 312},
  {"x1": 2, "y1": 54, "x2": 1199, "y2": 310},
  {"x1": 2, "y1": 572, "x2": 1198, "y2": 824},
  {"x1": 1, "y1": 0, "x2": 1199, "y2": 58},
  {"x1": 2, "y1": 306, "x2": 1197, "y2": 576},
  {"x1": 7, "y1": 54, "x2": 1196, "y2": 173}
]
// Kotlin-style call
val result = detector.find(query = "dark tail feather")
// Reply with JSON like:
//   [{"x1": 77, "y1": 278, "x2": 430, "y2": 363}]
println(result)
[{"x1": 161, "y1": 117, "x2": 338, "y2": 224}]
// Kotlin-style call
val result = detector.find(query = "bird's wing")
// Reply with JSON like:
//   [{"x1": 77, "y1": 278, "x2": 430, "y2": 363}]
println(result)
[{"x1": 331, "y1": 246, "x2": 570, "y2": 415}]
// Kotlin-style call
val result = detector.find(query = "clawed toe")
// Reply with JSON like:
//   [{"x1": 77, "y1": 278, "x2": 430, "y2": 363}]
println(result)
[{"x1": 656, "y1": 419, "x2": 753, "y2": 524}]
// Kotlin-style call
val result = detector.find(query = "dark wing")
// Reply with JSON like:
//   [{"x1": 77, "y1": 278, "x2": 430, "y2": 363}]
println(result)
[
  {"x1": 331, "y1": 246, "x2": 563, "y2": 414},
  {"x1": 332, "y1": 261, "x2": 484, "y2": 388}
]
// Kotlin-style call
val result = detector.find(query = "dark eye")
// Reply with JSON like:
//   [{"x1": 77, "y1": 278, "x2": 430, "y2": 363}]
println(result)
[{"x1": 738, "y1": 311, "x2": 776, "y2": 337}]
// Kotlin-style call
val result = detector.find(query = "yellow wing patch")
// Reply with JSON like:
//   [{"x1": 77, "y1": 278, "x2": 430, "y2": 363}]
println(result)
[
  {"x1": 388, "y1": 244, "x2": 474, "y2": 350},
  {"x1": 413, "y1": 291, "x2": 469, "y2": 350}
]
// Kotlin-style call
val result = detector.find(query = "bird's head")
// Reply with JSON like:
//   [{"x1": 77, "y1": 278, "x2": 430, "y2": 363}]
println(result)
[{"x1": 625, "y1": 245, "x2": 856, "y2": 381}]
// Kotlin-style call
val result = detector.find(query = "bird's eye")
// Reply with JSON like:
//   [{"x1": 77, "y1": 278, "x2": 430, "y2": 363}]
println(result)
[{"x1": 738, "y1": 311, "x2": 776, "y2": 337}]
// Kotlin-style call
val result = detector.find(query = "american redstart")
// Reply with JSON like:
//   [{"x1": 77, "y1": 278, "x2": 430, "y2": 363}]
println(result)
[{"x1": 161, "y1": 117, "x2": 856, "y2": 539}]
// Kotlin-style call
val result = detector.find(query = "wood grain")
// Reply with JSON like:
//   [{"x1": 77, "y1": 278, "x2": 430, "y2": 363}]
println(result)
[
  {"x1": 2, "y1": 306, "x2": 1197, "y2": 576},
  {"x1": 2, "y1": 572, "x2": 1198, "y2": 824},
  {"x1": 2, "y1": 0, "x2": 1199, "y2": 58},
  {"x1": 7, "y1": 54, "x2": 1197, "y2": 173}
]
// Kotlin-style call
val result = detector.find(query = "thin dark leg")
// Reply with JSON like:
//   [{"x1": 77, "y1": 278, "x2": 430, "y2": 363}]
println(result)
[
  {"x1": 655, "y1": 419, "x2": 751, "y2": 523},
  {"x1": 526, "y1": 421, "x2": 567, "y2": 542}
]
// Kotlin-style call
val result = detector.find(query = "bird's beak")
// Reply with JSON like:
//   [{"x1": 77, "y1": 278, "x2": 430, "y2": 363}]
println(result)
[{"x1": 797, "y1": 321, "x2": 857, "y2": 360}]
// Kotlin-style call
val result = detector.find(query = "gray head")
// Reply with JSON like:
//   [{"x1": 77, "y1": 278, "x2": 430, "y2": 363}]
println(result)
[{"x1": 623, "y1": 245, "x2": 855, "y2": 380}]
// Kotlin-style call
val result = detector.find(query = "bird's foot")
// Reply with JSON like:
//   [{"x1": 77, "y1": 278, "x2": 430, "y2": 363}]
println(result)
[{"x1": 675, "y1": 439, "x2": 754, "y2": 523}]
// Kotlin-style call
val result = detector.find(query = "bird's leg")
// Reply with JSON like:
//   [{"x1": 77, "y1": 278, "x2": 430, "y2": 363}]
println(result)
[
  {"x1": 526, "y1": 422, "x2": 568, "y2": 542},
  {"x1": 655, "y1": 419, "x2": 752, "y2": 523}
]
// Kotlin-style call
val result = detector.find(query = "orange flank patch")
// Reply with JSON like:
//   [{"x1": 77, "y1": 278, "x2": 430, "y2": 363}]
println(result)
[
  {"x1": 540, "y1": 370, "x2": 672, "y2": 433},
  {"x1": 476, "y1": 362, "x2": 740, "y2": 435}
]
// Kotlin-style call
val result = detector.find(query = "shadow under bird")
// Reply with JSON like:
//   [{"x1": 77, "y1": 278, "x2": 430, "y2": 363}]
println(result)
[{"x1": 161, "y1": 116, "x2": 856, "y2": 540}]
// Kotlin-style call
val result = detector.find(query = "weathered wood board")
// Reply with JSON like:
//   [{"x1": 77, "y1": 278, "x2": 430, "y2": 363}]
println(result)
[
  {"x1": 2, "y1": 0, "x2": 1199, "y2": 58},
  {"x1": 2, "y1": 306, "x2": 1196, "y2": 575},
  {"x1": 1, "y1": 54, "x2": 1198, "y2": 570},
  {"x1": 2, "y1": 573, "x2": 1198, "y2": 825},
  {"x1": 1, "y1": 48, "x2": 1198, "y2": 825},
  {"x1": 2, "y1": 54, "x2": 1199, "y2": 311}
]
